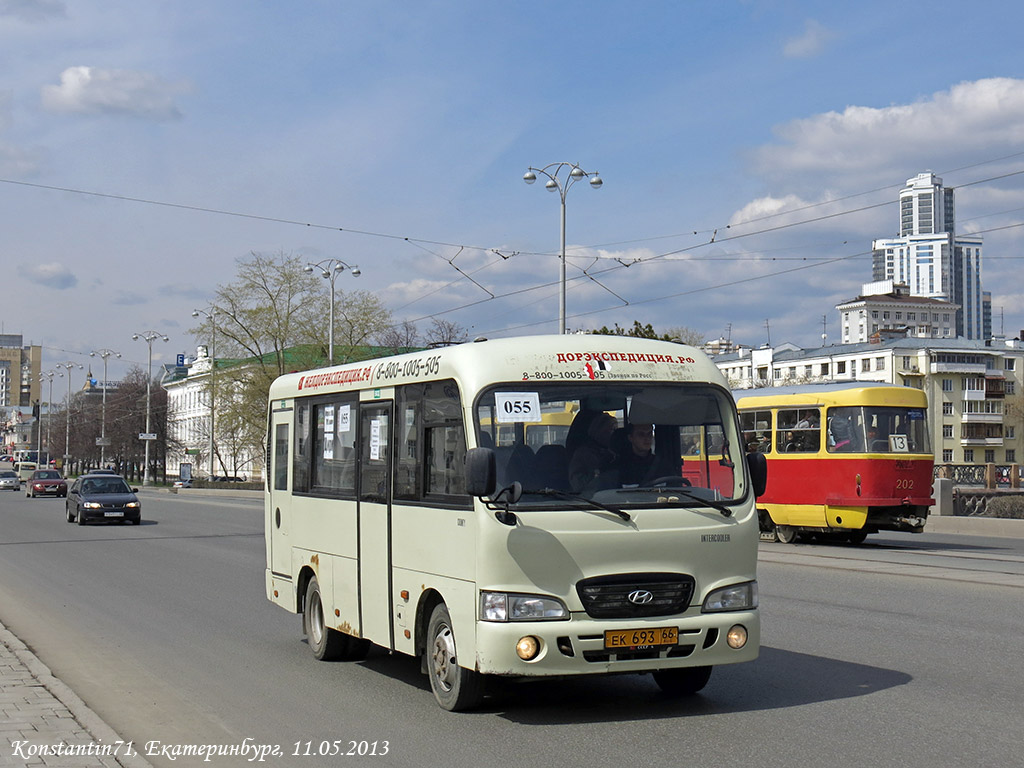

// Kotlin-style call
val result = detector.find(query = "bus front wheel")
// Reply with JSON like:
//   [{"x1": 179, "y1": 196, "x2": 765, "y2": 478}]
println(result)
[
  {"x1": 653, "y1": 665, "x2": 713, "y2": 696},
  {"x1": 426, "y1": 603, "x2": 484, "y2": 711}
]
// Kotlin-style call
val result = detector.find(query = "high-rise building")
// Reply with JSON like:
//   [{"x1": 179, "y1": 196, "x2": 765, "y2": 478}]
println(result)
[
  {"x1": 872, "y1": 172, "x2": 987, "y2": 340},
  {"x1": 0, "y1": 335, "x2": 41, "y2": 409}
]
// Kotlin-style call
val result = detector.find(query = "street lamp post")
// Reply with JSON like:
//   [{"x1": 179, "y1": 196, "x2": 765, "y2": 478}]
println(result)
[
  {"x1": 55, "y1": 362, "x2": 83, "y2": 472},
  {"x1": 132, "y1": 331, "x2": 169, "y2": 486},
  {"x1": 304, "y1": 259, "x2": 361, "y2": 365},
  {"x1": 39, "y1": 371, "x2": 56, "y2": 465},
  {"x1": 523, "y1": 162, "x2": 603, "y2": 334},
  {"x1": 89, "y1": 348, "x2": 121, "y2": 467},
  {"x1": 191, "y1": 308, "x2": 218, "y2": 480}
]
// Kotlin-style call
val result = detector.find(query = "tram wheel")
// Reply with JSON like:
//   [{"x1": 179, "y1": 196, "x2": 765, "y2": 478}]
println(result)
[{"x1": 775, "y1": 525, "x2": 799, "y2": 544}]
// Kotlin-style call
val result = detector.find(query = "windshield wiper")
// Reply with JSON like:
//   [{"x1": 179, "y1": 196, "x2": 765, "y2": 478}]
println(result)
[
  {"x1": 521, "y1": 488, "x2": 631, "y2": 522},
  {"x1": 618, "y1": 484, "x2": 734, "y2": 518}
]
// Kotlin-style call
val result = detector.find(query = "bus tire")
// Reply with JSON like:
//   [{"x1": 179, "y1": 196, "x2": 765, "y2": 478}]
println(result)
[
  {"x1": 426, "y1": 603, "x2": 484, "y2": 711},
  {"x1": 846, "y1": 531, "x2": 868, "y2": 545},
  {"x1": 304, "y1": 576, "x2": 348, "y2": 661},
  {"x1": 653, "y1": 665, "x2": 713, "y2": 696},
  {"x1": 775, "y1": 525, "x2": 799, "y2": 544}
]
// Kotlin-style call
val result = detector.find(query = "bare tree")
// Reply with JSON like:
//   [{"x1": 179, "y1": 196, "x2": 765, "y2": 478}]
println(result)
[
  {"x1": 373, "y1": 320, "x2": 421, "y2": 354},
  {"x1": 188, "y1": 250, "x2": 394, "y2": 477},
  {"x1": 425, "y1": 318, "x2": 468, "y2": 347}
]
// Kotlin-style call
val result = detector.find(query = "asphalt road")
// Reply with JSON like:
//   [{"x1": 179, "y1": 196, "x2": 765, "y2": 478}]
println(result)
[{"x1": 0, "y1": 488, "x2": 1021, "y2": 768}]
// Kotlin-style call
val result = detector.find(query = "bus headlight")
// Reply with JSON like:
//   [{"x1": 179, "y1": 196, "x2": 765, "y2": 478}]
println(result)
[
  {"x1": 480, "y1": 592, "x2": 568, "y2": 622},
  {"x1": 702, "y1": 581, "x2": 758, "y2": 612}
]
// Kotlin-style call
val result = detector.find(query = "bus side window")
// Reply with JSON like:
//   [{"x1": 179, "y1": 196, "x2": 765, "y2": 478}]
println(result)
[
  {"x1": 274, "y1": 424, "x2": 289, "y2": 491},
  {"x1": 396, "y1": 379, "x2": 468, "y2": 503}
]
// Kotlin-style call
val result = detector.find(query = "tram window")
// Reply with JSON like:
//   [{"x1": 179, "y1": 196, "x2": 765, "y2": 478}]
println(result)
[
  {"x1": 776, "y1": 409, "x2": 820, "y2": 452},
  {"x1": 739, "y1": 410, "x2": 772, "y2": 454}
]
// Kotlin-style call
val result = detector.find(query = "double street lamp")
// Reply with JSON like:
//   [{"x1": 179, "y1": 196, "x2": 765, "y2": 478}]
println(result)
[
  {"x1": 54, "y1": 361, "x2": 83, "y2": 470},
  {"x1": 304, "y1": 259, "x2": 360, "y2": 365},
  {"x1": 132, "y1": 331, "x2": 169, "y2": 486},
  {"x1": 37, "y1": 371, "x2": 57, "y2": 466},
  {"x1": 89, "y1": 348, "x2": 121, "y2": 467},
  {"x1": 523, "y1": 162, "x2": 603, "y2": 334},
  {"x1": 191, "y1": 308, "x2": 219, "y2": 480}
]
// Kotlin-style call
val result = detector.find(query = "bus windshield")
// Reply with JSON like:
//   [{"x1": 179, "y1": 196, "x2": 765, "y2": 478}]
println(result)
[
  {"x1": 476, "y1": 383, "x2": 742, "y2": 506},
  {"x1": 826, "y1": 405, "x2": 930, "y2": 454}
]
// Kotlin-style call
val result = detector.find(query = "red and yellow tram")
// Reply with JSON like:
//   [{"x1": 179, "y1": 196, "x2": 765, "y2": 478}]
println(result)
[{"x1": 734, "y1": 382, "x2": 934, "y2": 544}]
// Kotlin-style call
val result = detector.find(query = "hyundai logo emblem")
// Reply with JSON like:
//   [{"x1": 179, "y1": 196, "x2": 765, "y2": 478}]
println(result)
[{"x1": 628, "y1": 589, "x2": 654, "y2": 605}]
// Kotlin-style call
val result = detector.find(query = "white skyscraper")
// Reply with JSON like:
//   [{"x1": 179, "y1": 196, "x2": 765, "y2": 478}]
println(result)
[{"x1": 872, "y1": 172, "x2": 988, "y2": 340}]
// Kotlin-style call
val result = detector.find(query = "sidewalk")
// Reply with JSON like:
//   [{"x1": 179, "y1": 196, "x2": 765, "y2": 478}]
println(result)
[{"x1": 0, "y1": 621, "x2": 150, "y2": 768}]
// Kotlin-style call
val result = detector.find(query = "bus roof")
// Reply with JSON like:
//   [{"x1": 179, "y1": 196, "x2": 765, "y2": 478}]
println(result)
[{"x1": 268, "y1": 334, "x2": 727, "y2": 402}]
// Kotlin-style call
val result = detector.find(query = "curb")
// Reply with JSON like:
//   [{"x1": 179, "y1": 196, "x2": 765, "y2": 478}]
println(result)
[{"x1": 925, "y1": 514, "x2": 1024, "y2": 538}]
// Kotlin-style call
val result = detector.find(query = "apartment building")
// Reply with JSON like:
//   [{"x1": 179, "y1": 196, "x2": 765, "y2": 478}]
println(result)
[{"x1": 714, "y1": 336, "x2": 1024, "y2": 469}]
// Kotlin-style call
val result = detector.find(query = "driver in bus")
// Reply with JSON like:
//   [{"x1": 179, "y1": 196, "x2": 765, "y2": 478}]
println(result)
[{"x1": 617, "y1": 423, "x2": 677, "y2": 486}]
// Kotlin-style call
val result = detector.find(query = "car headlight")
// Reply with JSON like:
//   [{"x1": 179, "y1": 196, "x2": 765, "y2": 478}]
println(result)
[
  {"x1": 83, "y1": 502, "x2": 103, "y2": 509},
  {"x1": 702, "y1": 581, "x2": 758, "y2": 612},
  {"x1": 480, "y1": 591, "x2": 569, "y2": 622},
  {"x1": 126, "y1": 501, "x2": 140, "y2": 508}
]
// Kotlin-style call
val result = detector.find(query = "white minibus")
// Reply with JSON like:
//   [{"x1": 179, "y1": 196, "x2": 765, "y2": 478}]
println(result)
[{"x1": 265, "y1": 335, "x2": 766, "y2": 710}]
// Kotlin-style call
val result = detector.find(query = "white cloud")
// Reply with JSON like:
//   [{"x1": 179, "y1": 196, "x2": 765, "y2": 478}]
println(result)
[
  {"x1": 728, "y1": 194, "x2": 813, "y2": 227},
  {"x1": 41, "y1": 66, "x2": 188, "y2": 119},
  {"x1": 783, "y1": 19, "x2": 834, "y2": 59},
  {"x1": 754, "y1": 78, "x2": 1024, "y2": 183},
  {"x1": 0, "y1": 0, "x2": 65, "y2": 22},
  {"x1": 23, "y1": 262, "x2": 76, "y2": 289}
]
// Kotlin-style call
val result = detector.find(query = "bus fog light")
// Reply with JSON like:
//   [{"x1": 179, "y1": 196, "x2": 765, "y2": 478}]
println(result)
[
  {"x1": 516, "y1": 636, "x2": 540, "y2": 660},
  {"x1": 726, "y1": 625, "x2": 748, "y2": 649}
]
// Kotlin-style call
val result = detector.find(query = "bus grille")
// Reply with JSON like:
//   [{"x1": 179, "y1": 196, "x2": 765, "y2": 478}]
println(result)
[{"x1": 576, "y1": 573, "x2": 696, "y2": 619}]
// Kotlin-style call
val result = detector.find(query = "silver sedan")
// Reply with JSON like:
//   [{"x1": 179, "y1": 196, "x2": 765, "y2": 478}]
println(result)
[{"x1": 0, "y1": 469, "x2": 20, "y2": 491}]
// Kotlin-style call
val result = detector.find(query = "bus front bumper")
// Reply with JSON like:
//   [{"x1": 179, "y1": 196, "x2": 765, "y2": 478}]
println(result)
[{"x1": 473, "y1": 609, "x2": 759, "y2": 677}]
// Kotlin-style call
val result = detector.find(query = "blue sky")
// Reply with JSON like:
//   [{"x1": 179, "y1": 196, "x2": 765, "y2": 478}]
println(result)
[{"x1": 2, "y1": 0, "x2": 1023, "y2": 381}]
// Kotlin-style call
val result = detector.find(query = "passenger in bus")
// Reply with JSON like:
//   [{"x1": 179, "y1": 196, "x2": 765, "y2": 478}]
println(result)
[
  {"x1": 617, "y1": 423, "x2": 677, "y2": 486},
  {"x1": 828, "y1": 416, "x2": 854, "y2": 451},
  {"x1": 567, "y1": 412, "x2": 617, "y2": 493}
]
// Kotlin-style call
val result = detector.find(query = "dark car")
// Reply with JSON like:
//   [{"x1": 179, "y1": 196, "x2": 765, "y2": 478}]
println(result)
[
  {"x1": 66, "y1": 474, "x2": 141, "y2": 525},
  {"x1": 27, "y1": 469, "x2": 68, "y2": 498}
]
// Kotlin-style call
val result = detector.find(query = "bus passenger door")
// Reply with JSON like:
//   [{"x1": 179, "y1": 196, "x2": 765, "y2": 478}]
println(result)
[
  {"x1": 269, "y1": 407, "x2": 293, "y2": 579},
  {"x1": 358, "y1": 402, "x2": 394, "y2": 650}
]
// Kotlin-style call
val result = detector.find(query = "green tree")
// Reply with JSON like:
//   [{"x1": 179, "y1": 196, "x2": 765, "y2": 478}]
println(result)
[{"x1": 590, "y1": 321, "x2": 703, "y2": 344}]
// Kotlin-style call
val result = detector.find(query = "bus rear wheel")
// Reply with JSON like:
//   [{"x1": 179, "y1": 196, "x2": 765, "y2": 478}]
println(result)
[
  {"x1": 305, "y1": 576, "x2": 350, "y2": 661},
  {"x1": 653, "y1": 666, "x2": 713, "y2": 696},
  {"x1": 426, "y1": 603, "x2": 484, "y2": 711}
]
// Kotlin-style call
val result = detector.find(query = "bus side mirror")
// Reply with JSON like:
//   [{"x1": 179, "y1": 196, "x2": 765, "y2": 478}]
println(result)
[
  {"x1": 746, "y1": 451, "x2": 767, "y2": 498},
  {"x1": 465, "y1": 447, "x2": 496, "y2": 498}
]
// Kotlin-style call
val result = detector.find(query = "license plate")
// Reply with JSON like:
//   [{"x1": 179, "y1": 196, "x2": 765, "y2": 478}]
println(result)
[
  {"x1": 604, "y1": 626, "x2": 678, "y2": 650},
  {"x1": 104, "y1": 511, "x2": 124, "y2": 517}
]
